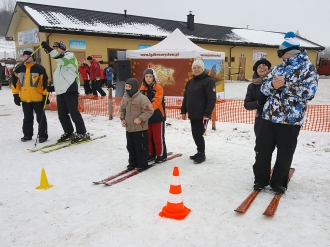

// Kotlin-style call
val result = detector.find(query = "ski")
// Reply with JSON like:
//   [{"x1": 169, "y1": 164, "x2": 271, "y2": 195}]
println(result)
[
  {"x1": 263, "y1": 168, "x2": 295, "y2": 216},
  {"x1": 28, "y1": 139, "x2": 71, "y2": 152},
  {"x1": 92, "y1": 152, "x2": 173, "y2": 184},
  {"x1": 235, "y1": 167, "x2": 275, "y2": 214},
  {"x1": 104, "y1": 153, "x2": 182, "y2": 186},
  {"x1": 40, "y1": 135, "x2": 106, "y2": 153},
  {"x1": 234, "y1": 190, "x2": 261, "y2": 213}
]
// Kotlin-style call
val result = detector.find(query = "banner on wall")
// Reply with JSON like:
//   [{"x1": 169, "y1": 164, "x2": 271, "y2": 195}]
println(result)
[
  {"x1": 69, "y1": 40, "x2": 86, "y2": 50},
  {"x1": 253, "y1": 50, "x2": 267, "y2": 61},
  {"x1": 130, "y1": 58, "x2": 225, "y2": 97},
  {"x1": 18, "y1": 28, "x2": 39, "y2": 45}
]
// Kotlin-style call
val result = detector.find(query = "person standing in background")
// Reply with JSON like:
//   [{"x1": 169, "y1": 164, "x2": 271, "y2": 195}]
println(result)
[
  {"x1": 112, "y1": 56, "x2": 118, "y2": 87},
  {"x1": 78, "y1": 59, "x2": 92, "y2": 95},
  {"x1": 86, "y1": 56, "x2": 106, "y2": 98},
  {"x1": 181, "y1": 58, "x2": 216, "y2": 164}
]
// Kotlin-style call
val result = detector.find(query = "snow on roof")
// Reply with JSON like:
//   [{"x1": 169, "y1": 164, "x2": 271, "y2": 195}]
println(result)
[
  {"x1": 232, "y1": 29, "x2": 319, "y2": 48},
  {"x1": 25, "y1": 6, "x2": 171, "y2": 37}
]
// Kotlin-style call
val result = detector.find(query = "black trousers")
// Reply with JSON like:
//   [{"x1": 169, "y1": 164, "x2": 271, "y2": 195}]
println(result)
[
  {"x1": 56, "y1": 92, "x2": 86, "y2": 134},
  {"x1": 91, "y1": 80, "x2": 106, "y2": 96},
  {"x1": 253, "y1": 119, "x2": 301, "y2": 188},
  {"x1": 21, "y1": 102, "x2": 47, "y2": 138},
  {"x1": 83, "y1": 80, "x2": 92, "y2": 94},
  {"x1": 126, "y1": 130, "x2": 149, "y2": 167},
  {"x1": 190, "y1": 119, "x2": 205, "y2": 153}
]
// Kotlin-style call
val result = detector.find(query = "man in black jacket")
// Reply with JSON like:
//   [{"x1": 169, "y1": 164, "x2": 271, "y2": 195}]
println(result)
[{"x1": 181, "y1": 58, "x2": 216, "y2": 164}]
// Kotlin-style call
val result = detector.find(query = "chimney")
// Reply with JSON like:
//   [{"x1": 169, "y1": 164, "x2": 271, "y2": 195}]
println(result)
[
  {"x1": 124, "y1": 10, "x2": 127, "y2": 17},
  {"x1": 187, "y1": 11, "x2": 194, "y2": 30}
]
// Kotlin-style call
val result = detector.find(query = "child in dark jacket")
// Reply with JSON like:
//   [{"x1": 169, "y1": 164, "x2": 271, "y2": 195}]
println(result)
[{"x1": 140, "y1": 68, "x2": 167, "y2": 163}]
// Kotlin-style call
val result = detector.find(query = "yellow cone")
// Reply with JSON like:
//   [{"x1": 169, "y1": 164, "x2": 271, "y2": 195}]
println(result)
[{"x1": 36, "y1": 168, "x2": 53, "y2": 190}]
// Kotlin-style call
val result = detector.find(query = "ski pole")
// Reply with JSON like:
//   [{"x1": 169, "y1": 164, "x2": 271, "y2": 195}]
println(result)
[{"x1": 23, "y1": 45, "x2": 42, "y2": 63}]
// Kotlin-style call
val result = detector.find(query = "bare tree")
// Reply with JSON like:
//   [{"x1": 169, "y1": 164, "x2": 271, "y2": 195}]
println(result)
[{"x1": 0, "y1": 0, "x2": 16, "y2": 36}]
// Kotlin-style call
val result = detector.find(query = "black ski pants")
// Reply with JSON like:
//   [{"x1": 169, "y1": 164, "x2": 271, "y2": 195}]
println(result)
[
  {"x1": 126, "y1": 130, "x2": 149, "y2": 168},
  {"x1": 253, "y1": 119, "x2": 301, "y2": 189},
  {"x1": 83, "y1": 80, "x2": 92, "y2": 94},
  {"x1": 21, "y1": 101, "x2": 48, "y2": 138},
  {"x1": 56, "y1": 92, "x2": 86, "y2": 135},
  {"x1": 91, "y1": 79, "x2": 106, "y2": 96},
  {"x1": 190, "y1": 119, "x2": 205, "y2": 153}
]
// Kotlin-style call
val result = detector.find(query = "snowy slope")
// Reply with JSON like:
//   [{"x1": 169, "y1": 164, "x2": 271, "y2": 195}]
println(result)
[{"x1": 0, "y1": 80, "x2": 329, "y2": 247}]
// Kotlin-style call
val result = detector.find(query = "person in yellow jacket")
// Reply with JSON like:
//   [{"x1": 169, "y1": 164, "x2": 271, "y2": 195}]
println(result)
[{"x1": 11, "y1": 49, "x2": 50, "y2": 143}]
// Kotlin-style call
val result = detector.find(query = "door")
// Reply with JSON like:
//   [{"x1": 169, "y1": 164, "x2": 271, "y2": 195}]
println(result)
[{"x1": 238, "y1": 57, "x2": 246, "y2": 81}]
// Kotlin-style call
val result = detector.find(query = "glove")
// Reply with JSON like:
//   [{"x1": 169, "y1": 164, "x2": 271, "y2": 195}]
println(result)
[
  {"x1": 47, "y1": 85, "x2": 55, "y2": 92},
  {"x1": 257, "y1": 98, "x2": 266, "y2": 106},
  {"x1": 203, "y1": 116, "x2": 209, "y2": 131},
  {"x1": 41, "y1": 41, "x2": 53, "y2": 53},
  {"x1": 43, "y1": 95, "x2": 50, "y2": 105},
  {"x1": 13, "y1": 94, "x2": 21, "y2": 106}
]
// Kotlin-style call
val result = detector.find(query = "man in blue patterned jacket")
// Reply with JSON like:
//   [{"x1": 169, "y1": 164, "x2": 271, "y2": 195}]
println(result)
[{"x1": 253, "y1": 32, "x2": 318, "y2": 195}]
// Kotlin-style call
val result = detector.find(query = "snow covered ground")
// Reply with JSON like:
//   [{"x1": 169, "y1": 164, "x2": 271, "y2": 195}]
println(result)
[{"x1": 0, "y1": 79, "x2": 329, "y2": 247}]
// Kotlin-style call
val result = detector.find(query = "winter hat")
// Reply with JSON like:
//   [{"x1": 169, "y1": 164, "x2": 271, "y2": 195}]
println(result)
[
  {"x1": 253, "y1": 59, "x2": 271, "y2": 73},
  {"x1": 192, "y1": 58, "x2": 204, "y2": 71},
  {"x1": 278, "y1": 31, "x2": 301, "y2": 55},
  {"x1": 142, "y1": 68, "x2": 157, "y2": 85},
  {"x1": 53, "y1": 41, "x2": 66, "y2": 51},
  {"x1": 87, "y1": 56, "x2": 93, "y2": 61},
  {"x1": 125, "y1": 78, "x2": 139, "y2": 97},
  {"x1": 23, "y1": 48, "x2": 34, "y2": 59},
  {"x1": 79, "y1": 59, "x2": 86, "y2": 64}
]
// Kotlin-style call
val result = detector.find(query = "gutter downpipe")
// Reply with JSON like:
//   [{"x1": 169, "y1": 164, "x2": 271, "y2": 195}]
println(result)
[{"x1": 229, "y1": 45, "x2": 235, "y2": 81}]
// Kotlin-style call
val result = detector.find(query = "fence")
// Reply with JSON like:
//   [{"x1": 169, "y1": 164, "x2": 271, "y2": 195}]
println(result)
[{"x1": 46, "y1": 94, "x2": 330, "y2": 132}]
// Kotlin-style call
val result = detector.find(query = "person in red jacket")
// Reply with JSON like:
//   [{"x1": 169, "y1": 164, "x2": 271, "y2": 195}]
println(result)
[
  {"x1": 86, "y1": 56, "x2": 106, "y2": 97},
  {"x1": 140, "y1": 68, "x2": 167, "y2": 163},
  {"x1": 78, "y1": 59, "x2": 92, "y2": 95}
]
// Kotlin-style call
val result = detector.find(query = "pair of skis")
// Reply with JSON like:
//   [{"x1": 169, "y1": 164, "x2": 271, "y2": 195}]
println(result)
[
  {"x1": 93, "y1": 152, "x2": 182, "y2": 186},
  {"x1": 27, "y1": 135, "x2": 106, "y2": 153},
  {"x1": 235, "y1": 168, "x2": 295, "y2": 216}
]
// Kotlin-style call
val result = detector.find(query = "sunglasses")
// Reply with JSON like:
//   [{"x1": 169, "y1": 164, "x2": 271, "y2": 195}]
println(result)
[{"x1": 52, "y1": 46, "x2": 59, "y2": 48}]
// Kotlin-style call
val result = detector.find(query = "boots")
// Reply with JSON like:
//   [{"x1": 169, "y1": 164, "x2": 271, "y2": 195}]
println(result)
[{"x1": 193, "y1": 152, "x2": 206, "y2": 164}]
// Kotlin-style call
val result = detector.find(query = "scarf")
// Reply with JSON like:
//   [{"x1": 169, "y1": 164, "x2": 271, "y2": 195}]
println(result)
[{"x1": 252, "y1": 70, "x2": 271, "y2": 85}]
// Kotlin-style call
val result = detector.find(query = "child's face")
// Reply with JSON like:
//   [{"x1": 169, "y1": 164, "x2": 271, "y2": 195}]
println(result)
[
  {"x1": 144, "y1": 74, "x2": 154, "y2": 85},
  {"x1": 125, "y1": 84, "x2": 132, "y2": 90}
]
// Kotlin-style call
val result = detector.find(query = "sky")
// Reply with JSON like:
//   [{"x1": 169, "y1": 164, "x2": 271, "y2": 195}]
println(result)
[
  {"x1": 15, "y1": 0, "x2": 330, "y2": 47},
  {"x1": 1, "y1": 80, "x2": 329, "y2": 246}
]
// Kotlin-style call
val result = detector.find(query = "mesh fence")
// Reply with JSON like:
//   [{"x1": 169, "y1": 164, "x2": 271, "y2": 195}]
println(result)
[{"x1": 46, "y1": 94, "x2": 330, "y2": 132}]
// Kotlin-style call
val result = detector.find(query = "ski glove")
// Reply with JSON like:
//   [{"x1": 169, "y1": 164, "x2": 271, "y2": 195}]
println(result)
[
  {"x1": 47, "y1": 85, "x2": 55, "y2": 93},
  {"x1": 13, "y1": 94, "x2": 21, "y2": 106},
  {"x1": 41, "y1": 41, "x2": 53, "y2": 53},
  {"x1": 43, "y1": 95, "x2": 50, "y2": 105}
]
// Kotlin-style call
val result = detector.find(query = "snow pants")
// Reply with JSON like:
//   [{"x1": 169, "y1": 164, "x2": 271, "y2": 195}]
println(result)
[
  {"x1": 190, "y1": 119, "x2": 205, "y2": 153},
  {"x1": 56, "y1": 92, "x2": 86, "y2": 135},
  {"x1": 253, "y1": 119, "x2": 301, "y2": 189},
  {"x1": 21, "y1": 101, "x2": 48, "y2": 138},
  {"x1": 126, "y1": 130, "x2": 149, "y2": 168},
  {"x1": 147, "y1": 121, "x2": 167, "y2": 158}
]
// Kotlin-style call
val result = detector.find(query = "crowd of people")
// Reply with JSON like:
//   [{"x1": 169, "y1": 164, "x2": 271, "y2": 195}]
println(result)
[{"x1": 10, "y1": 31, "x2": 319, "y2": 195}]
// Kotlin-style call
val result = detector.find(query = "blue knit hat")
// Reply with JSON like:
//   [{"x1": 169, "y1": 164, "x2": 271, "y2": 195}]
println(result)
[{"x1": 279, "y1": 31, "x2": 301, "y2": 55}]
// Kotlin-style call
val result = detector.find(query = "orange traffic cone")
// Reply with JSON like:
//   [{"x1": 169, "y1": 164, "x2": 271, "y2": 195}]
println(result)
[
  {"x1": 35, "y1": 168, "x2": 53, "y2": 190},
  {"x1": 159, "y1": 166, "x2": 191, "y2": 220}
]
